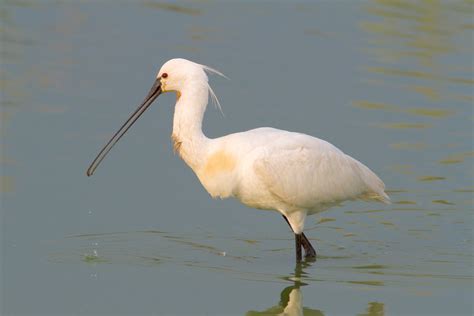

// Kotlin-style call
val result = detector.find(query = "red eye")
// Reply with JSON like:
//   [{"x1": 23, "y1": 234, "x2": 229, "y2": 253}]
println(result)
[{"x1": 162, "y1": 73, "x2": 168, "y2": 78}]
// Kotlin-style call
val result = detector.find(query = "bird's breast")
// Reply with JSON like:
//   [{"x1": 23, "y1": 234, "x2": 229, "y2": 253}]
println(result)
[
  {"x1": 196, "y1": 150, "x2": 238, "y2": 199},
  {"x1": 202, "y1": 150, "x2": 236, "y2": 176}
]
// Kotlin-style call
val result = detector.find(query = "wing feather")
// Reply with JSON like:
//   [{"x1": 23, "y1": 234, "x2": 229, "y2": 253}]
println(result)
[{"x1": 253, "y1": 140, "x2": 389, "y2": 211}]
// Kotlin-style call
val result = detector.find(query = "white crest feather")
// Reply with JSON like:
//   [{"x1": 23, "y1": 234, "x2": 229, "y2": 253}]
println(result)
[
  {"x1": 201, "y1": 64, "x2": 229, "y2": 80},
  {"x1": 201, "y1": 64, "x2": 228, "y2": 116},
  {"x1": 207, "y1": 83, "x2": 224, "y2": 116}
]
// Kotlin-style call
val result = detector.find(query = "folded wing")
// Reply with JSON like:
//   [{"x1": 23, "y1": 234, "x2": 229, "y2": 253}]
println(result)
[{"x1": 253, "y1": 139, "x2": 389, "y2": 211}]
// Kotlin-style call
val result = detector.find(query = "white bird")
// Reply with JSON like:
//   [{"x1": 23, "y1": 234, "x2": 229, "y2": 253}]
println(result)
[{"x1": 87, "y1": 58, "x2": 390, "y2": 262}]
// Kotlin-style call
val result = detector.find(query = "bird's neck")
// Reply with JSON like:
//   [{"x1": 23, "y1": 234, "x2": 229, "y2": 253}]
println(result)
[{"x1": 171, "y1": 80, "x2": 209, "y2": 169}]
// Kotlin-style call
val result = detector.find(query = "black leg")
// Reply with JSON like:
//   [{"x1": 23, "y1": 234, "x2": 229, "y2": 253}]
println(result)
[
  {"x1": 282, "y1": 215, "x2": 317, "y2": 259},
  {"x1": 301, "y1": 233, "x2": 316, "y2": 259},
  {"x1": 295, "y1": 234, "x2": 302, "y2": 262}
]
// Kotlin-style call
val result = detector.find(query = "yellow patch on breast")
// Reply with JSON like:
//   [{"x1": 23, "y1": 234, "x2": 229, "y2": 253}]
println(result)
[{"x1": 202, "y1": 150, "x2": 236, "y2": 177}]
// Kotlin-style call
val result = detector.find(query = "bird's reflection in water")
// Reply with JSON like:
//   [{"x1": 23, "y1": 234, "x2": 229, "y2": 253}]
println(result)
[
  {"x1": 247, "y1": 261, "x2": 385, "y2": 316},
  {"x1": 358, "y1": 302, "x2": 384, "y2": 316},
  {"x1": 246, "y1": 261, "x2": 324, "y2": 316}
]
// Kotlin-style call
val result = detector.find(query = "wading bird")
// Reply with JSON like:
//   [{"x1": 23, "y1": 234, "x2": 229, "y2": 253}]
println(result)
[{"x1": 87, "y1": 58, "x2": 390, "y2": 262}]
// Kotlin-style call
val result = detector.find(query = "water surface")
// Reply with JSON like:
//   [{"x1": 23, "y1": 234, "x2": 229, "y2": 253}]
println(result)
[{"x1": 2, "y1": 1, "x2": 473, "y2": 315}]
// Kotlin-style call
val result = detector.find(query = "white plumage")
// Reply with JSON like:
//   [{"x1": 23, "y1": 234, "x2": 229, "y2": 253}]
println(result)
[
  {"x1": 192, "y1": 127, "x2": 389, "y2": 234},
  {"x1": 87, "y1": 58, "x2": 390, "y2": 261}
]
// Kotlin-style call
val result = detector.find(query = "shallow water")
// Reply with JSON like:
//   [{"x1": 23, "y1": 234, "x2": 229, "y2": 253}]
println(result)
[{"x1": 1, "y1": 1, "x2": 473, "y2": 315}]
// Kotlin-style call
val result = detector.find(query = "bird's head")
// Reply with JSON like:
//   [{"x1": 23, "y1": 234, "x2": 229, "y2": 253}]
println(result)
[
  {"x1": 157, "y1": 58, "x2": 208, "y2": 93},
  {"x1": 86, "y1": 58, "x2": 225, "y2": 177}
]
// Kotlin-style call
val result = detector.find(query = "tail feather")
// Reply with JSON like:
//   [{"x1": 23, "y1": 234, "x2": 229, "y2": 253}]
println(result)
[{"x1": 350, "y1": 156, "x2": 391, "y2": 204}]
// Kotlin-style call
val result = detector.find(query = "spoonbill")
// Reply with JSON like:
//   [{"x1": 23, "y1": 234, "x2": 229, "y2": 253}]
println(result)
[{"x1": 87, "y1": 58, "x2": 390, "y2": 262}]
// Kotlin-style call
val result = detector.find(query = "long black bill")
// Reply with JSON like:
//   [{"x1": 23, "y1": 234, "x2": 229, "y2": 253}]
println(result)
[{"x1": 86, "y1": 79, "x2": 162, "y2": 176}]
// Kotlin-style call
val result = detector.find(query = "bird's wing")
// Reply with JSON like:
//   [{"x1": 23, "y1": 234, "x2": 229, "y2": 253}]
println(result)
[{"x1": 253, "y1": 139, "x2": 389, "y2": 210}]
